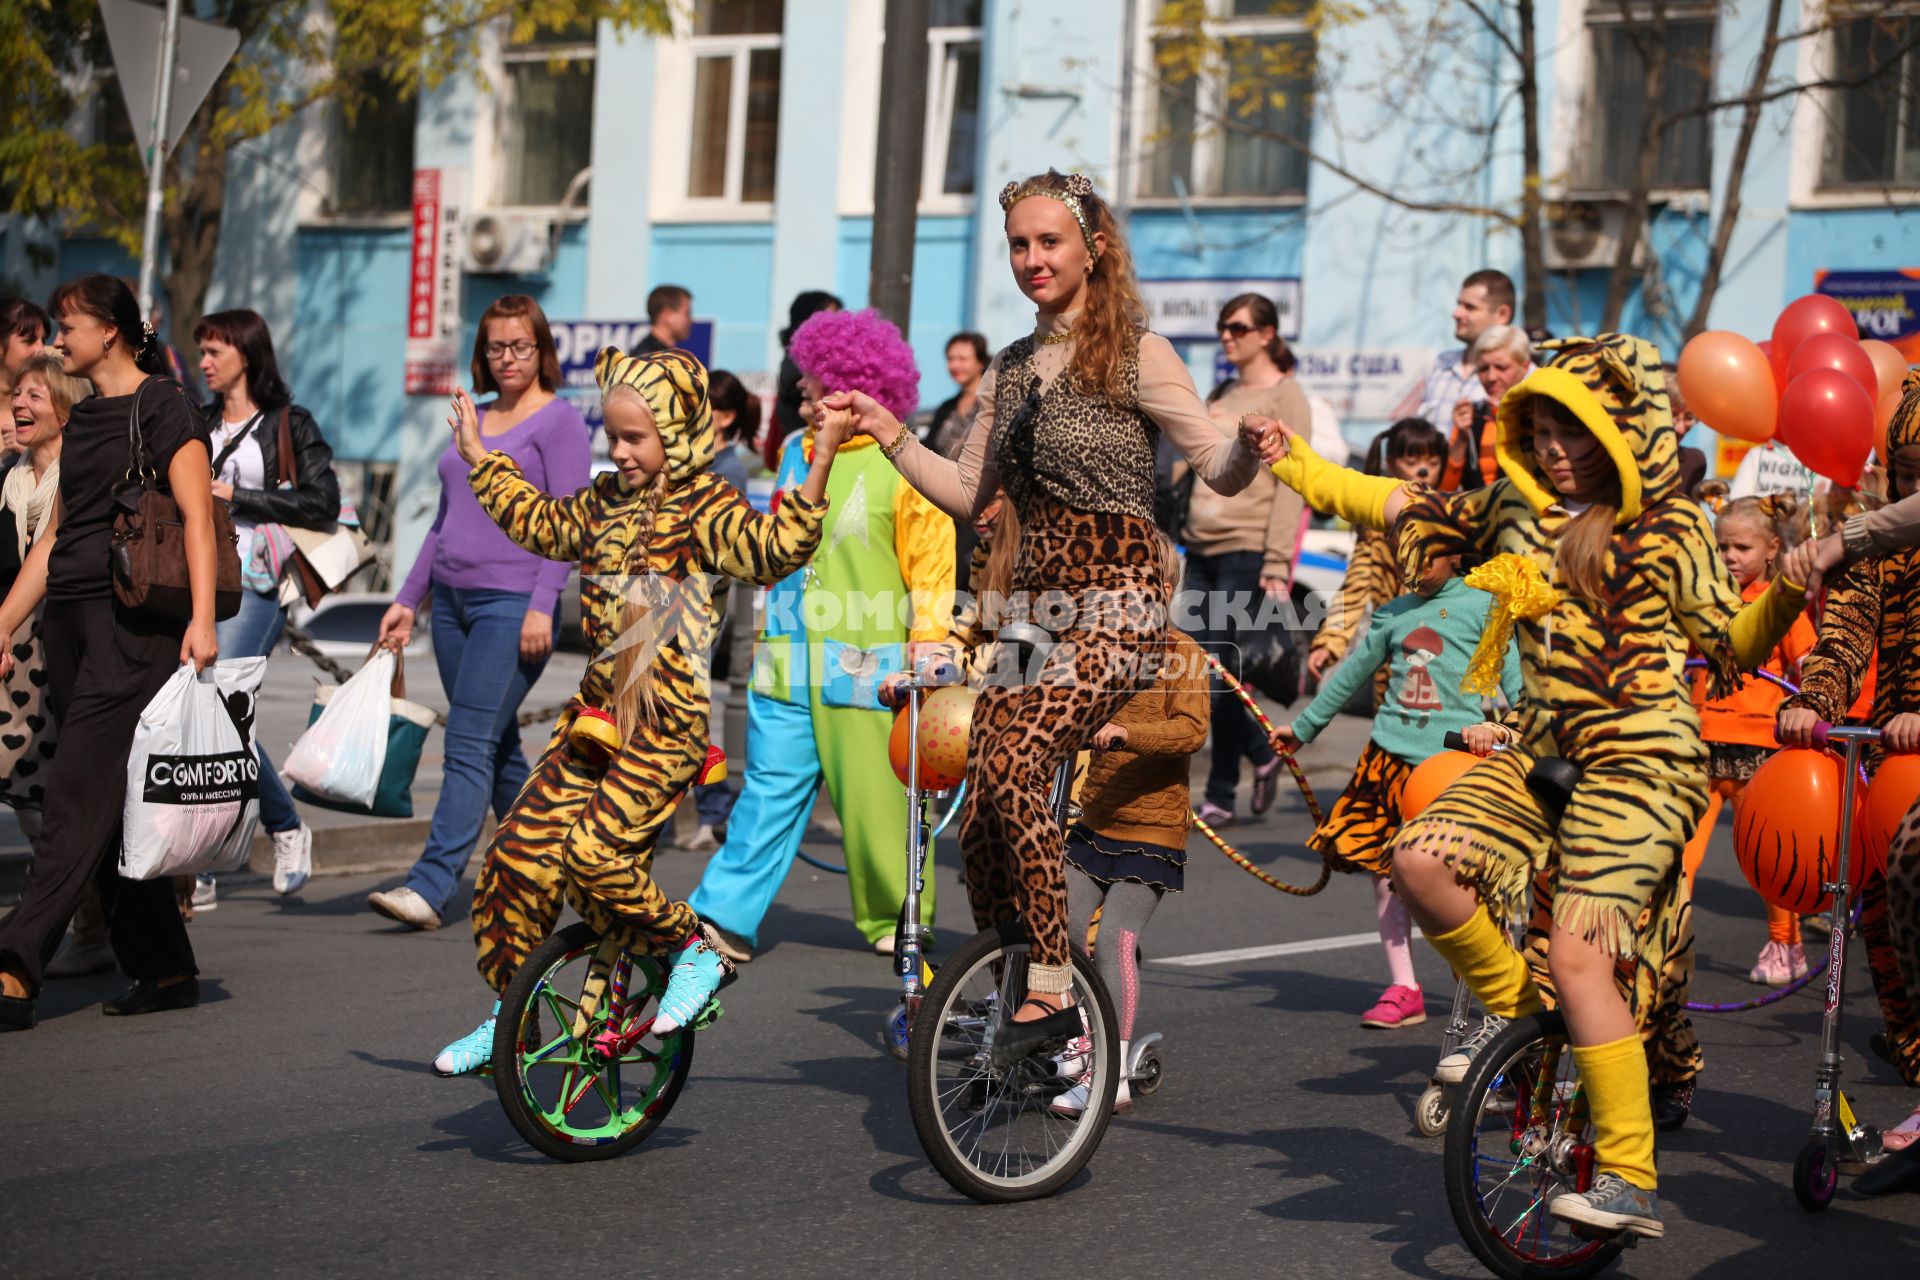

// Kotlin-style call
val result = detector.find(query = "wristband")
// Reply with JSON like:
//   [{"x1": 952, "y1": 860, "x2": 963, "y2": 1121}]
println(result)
[{"x1": 1841, "y1": 512, "x2": 1875, "y2": 560}]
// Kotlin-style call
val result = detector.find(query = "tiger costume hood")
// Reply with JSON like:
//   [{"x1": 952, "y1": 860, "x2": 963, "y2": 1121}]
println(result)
[
  {"x1": 593, "y1": 346, "x2": 717, "y2": 487},
  {"x1": 1492, "y1": 333, "x2": 1679, "y2": 525}
]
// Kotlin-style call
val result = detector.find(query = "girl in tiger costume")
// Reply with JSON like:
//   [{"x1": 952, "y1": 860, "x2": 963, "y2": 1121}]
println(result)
[
  {"x1": 428, "y1": 347, "x2": 847, "y2": 1076},
  {"x1": 1255, "y1": 332, "x2": 1817, "y2": 1241},
  {"x1": 1778, "y1": 368, "x2": 1920, "y2": 1153}
]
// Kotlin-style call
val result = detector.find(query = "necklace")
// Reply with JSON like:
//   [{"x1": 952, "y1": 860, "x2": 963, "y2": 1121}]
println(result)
[{"x1": 1039, "y1": 329, "x2": 1074, "y2": 346}]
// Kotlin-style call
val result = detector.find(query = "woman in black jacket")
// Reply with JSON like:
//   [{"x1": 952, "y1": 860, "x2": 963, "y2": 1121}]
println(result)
[{"x1": 194, "y1": 309, "x2": 340, "y2": 902}]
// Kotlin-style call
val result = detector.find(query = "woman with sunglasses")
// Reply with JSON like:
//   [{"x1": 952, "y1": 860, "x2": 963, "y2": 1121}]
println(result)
[
  {"x1": 1176, "y1": 293, "x2": 1310, "y2": 827},
  {"x1": 368, "y1": 295, "x2": 590, "y2": 932}
]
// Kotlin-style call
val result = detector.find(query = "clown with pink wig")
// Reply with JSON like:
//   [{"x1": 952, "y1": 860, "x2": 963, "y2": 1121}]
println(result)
[{"x1": 689, "y1": 310, "x2": 955, "y2": 959}]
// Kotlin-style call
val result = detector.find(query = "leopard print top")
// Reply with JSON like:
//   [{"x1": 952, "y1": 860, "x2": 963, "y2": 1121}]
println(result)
[{"x1": 990, "y1": 334, "x2": 1159, "y2": 521}]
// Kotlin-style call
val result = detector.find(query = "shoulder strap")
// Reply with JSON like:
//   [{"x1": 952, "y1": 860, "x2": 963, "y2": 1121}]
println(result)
[
  {"x1": 275, "y1": 407, "x2": 296, "y2": 488},
  {"x1": 211, "y1": 411, "x2": 265, "y2": 477}
]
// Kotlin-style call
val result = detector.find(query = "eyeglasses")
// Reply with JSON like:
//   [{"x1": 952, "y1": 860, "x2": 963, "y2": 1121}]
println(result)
[
  {"x1": 485, "y1": 341, "x2": 538, "y2": 360},
  {"x1": 1217, "y1": 322, "x2": 1258, "y2": 338}
]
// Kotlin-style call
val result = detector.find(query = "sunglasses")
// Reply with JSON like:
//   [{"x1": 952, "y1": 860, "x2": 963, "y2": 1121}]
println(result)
[{"x1": 1217, "y1": 322, "x2": 1262, "y2": 338}]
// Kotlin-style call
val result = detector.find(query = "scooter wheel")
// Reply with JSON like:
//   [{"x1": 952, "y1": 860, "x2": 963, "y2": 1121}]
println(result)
[
  {"x1": 1793, "y1": 1138, "x2": 1838, "y2": 1213},
  {"x1": 884, "y1": 1005, "x2": 911, "y2": 1062},
  {"x1": 1133, "y1": 1043, "x2": 1164, "y2": 1096},
  {"x1": 1415, "y1": 1082, "x2": 1450, "y2": 1138}
]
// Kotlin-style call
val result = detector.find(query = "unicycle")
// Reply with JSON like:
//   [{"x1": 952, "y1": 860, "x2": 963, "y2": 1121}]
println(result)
[
  {"x1": 491, "y1": 921, "x2": 699, "y2": 1162},
  {"x1": 1443, "y1": 1010, "x2": 1626, "y2": 1280},
  {"x1": 903, "y1": 619, "x2": 1123, "y2": 1201},
  {"x1": 1789, "y1": 721, "x2": 1888, "y2": 1210}
]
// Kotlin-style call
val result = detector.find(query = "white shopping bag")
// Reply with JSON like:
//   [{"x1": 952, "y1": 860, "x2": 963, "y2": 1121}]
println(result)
[
  {"x1": 121, "y1": 659, "x2": 269, "y2": 880},
  {"x1": 281, "y1": 646, "x2": 395, "y2": 808}
]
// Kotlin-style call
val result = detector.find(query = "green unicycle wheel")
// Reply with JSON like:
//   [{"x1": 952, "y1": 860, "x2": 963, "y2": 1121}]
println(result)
[{"x1": 492, "y1": 921, "x2": 697, "y2": 1162}]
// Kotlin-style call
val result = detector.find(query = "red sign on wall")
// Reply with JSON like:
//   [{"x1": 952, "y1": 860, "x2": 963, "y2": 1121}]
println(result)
[{"x1": 404, "y1": 167, "x2": 467, "y2": 395}]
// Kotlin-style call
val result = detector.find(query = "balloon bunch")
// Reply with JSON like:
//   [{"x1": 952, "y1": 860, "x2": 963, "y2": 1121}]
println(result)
[{"x1": 1677, "y1": 294, "x2": 1910, "y2": 487}]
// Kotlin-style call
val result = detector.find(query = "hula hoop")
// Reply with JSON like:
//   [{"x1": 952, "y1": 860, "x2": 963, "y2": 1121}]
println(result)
[
  {"x1": 1683, "y1": 902, "x2": 1862, "y2": 1013},
  {"x1": 1200, "y1": 655, "x2": 1334, "y2": 896}
]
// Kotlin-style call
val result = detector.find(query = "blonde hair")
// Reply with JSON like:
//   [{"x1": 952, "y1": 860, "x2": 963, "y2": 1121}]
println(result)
[
  {"x1": 611, "y1": 474, "x2": 670, "y2": 743},
  {"x1": 1718, "y1": 494, "x2": 1806, "y2": 576},
  {"x1": 1005, "y1": 170, "x2": 1149, "y2": 403},
  {"x1": 1152, "y1": 530, "x2": 1182, "y2": 599},
  {"x1": 13, "y1": 352, "x2": 90, "y2": 423}
]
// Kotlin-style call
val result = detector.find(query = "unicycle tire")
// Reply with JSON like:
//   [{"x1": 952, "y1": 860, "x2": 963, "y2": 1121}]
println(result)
[
  {"x1": 906, "y1": 922, "x2": 1120, "y2": 1202},
  {"x1": 1443, "y1": 1011, "x2": 1625, "y2": 1280},
  {"x1": 492, "y1": 921, "x2": 696, "y2": 1162}
]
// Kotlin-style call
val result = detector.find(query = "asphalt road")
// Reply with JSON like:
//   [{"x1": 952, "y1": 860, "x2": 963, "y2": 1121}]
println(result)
[{"x1": 4, "y1": 777, "x2": 1917, "y2": 1279}]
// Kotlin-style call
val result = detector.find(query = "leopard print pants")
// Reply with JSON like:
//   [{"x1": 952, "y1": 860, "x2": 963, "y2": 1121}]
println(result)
[
  {"x1": 1866, "y1": 800, "x2": 1920, "y2": 1087},
  {"x1": 959, "y1": 500, "x2": 1165, "y2": 990}
]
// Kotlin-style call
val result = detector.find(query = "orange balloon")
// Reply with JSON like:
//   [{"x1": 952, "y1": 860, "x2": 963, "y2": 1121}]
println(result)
[
  {"x1": 1860, "y1": 338, "x2": 1911, "y2": 406},
  {"x1": 1859, "y1": 754, "x2": 1920, "y2": 884},
  {"x1": 891, "y1": 704, "x2": 963, "y2": 790},
  {"x1": 915, "y1": 685, "x2": 975, "y2": 788},
  {"x1": 889, "y1": 708, "x2": 914, "y2": 786},
  {"x1": 1876, "y1": 387, "x2": 1900, "y2": 461},
  {"x1": 1734, "y1": 748, "x2": 1864, "y2": 914},
  {"x1": 1401, "y1": 750, "x2": 1482, "y2": 822},
  {"x1": 1677, "y1": 330, "x2": 1777, "y2": 443}
]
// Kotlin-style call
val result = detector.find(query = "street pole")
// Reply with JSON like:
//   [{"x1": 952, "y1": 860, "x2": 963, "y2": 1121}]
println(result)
[
  {"x1": 870, "y1": 0, "x2": 930, "y2": 337},
  {"x1": 136, "y1": 0, "x2": 183, "y2": 321}
]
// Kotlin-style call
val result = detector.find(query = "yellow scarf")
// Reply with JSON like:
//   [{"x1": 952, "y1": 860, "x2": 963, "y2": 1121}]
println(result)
[{"x1": 1462, "y1": 553, "x2": 1557, "y2": 696}]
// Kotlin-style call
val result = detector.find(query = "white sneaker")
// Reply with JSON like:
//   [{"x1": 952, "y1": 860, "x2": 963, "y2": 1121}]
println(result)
[
  {"x1": 1049, "y1": 1074, "x2": 1133, "y2": 1116},
  {"x1": 191, "y1": 876, "x2": 218, "y2": 913},
  {"x1": 1436, "y1": 1014, "x2": 1509, "y2": 1084},
  {"x1": 368, "y1": 886, "x2": 442, "y2": 931},
  {"x1": 271, "y1": 824, "x2": 313, "y2": 895},
  {"x1": 681, "y1": 825, "x2": 720, "y2": 852}
]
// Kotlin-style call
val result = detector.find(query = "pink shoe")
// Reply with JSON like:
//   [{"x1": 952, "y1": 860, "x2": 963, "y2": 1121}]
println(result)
[
  {"x1": 1748, "y1": 940, "x2": 1805, "y2": 986},
  {"x1": 1360, "y1": 984, "x2": 1427, "y2": 1029}
]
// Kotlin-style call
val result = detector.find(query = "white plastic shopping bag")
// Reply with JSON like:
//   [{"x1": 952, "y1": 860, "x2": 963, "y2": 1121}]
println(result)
[
  {"x1": 121, "y1": 659, "x2": 268, "y2": 880},
  {"x1": 281, "y1": 647, "x2": 394, "y2": 808}
]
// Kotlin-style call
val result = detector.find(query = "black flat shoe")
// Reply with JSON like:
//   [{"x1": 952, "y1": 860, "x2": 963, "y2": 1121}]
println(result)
[
  {"x1": 0, "y1": 994, "x2": 35, "y2": 1032},
  {"x1": 1652, "y1": 1082, "x2": 1693, "y2": 1131},
  {"x1": 103, "y1": 978, "x2": 200, "y2": 1017},
  {"x1": 990, "y1": 999, "x2": 1084, "y2": 1068}
]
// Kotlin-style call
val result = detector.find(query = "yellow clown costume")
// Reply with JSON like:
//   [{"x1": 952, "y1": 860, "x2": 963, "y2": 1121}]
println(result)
[
  {"x1": 1272, "y1": 333, "x2": 1808, "y2": 1196},
  {"x1": 464, "y1": 348, "x2": 829, "y2": 993}
]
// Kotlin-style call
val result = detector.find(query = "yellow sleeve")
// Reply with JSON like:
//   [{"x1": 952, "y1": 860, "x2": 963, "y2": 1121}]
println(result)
[
  {"x1": 894, "y1": 479, "x2": 957, "y2": 644},
  {"x1": 1269, "y1": 435, "x2": 1402, "y2": 531},
  {"x1": 469, "y1": 452, "x2": 594, "y2": 561}
]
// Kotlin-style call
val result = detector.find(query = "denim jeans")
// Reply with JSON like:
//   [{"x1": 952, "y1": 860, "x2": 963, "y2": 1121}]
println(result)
[
  {"x1": 402, "y1": 584, "x2": 550, "y2": 916},
  {"x1": 1182, "y1": 549, "x2": 1279, "y2": 810},
  {"x1": 216, "y1": 587, "x2": 299, "y2": 834}
]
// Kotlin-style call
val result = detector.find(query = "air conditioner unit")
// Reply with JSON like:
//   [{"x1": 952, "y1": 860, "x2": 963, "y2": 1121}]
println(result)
[
  {"x1": 1544, "y1": 200, "x2": 1647, "y2": 271},
  {"x1": 462, "y1": 210, "x2": 556, "y2": 275}
]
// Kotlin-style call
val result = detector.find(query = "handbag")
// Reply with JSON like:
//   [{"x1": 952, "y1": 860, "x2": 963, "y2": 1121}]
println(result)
[
  {"x1": 270, "y1": 408, "x2": 376, "y2": 608},
  {"x1": 110, "y1": 378, "x2": 243, "y2": 621},
  {"x1": 289, "y1": 643, "x2": 435, "y2": 818}
]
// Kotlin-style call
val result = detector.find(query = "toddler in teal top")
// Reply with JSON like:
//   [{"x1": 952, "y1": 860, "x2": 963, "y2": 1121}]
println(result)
[{"x1": 1275, "y1": 553, "x2": 1520, "y2": 1028}]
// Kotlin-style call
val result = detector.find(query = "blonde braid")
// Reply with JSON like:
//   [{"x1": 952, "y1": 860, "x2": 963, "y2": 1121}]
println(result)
[{"x1": 612, "y1": 473, "x2": 670, "y2": 742}]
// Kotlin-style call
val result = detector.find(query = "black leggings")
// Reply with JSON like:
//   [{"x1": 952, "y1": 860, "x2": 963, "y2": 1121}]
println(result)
[{"x1": 0, "y1": 598, "x2": 194, "y2": 996}]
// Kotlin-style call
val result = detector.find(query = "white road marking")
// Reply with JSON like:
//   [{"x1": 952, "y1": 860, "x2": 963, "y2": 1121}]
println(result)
[{"x1": 1153, "y1": 929, "x2": 1423, "y2": 968}]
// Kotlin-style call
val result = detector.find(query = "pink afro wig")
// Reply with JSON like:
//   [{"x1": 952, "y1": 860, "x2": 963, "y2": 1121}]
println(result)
[{"x1": 787, "y1": 307, "x2": 921, "y2": 421}]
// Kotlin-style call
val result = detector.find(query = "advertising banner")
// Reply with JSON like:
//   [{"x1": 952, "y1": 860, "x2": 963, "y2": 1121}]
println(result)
[
  {"x1": 403, "y1": 168, "x2": 469, "y2": 396},
  {"x1": 1815, "y1": 269, "x2": 1920, "y2": 361}
]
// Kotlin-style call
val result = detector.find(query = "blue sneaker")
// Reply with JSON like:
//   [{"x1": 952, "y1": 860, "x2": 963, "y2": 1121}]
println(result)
[
  {"x1": 652, "y1": 929, "x2": 735, "y2": 1037},
  {"x1": 1549, "y1": 1172, "x2": 1664, "y2": 1239},
  {"x1": 433, "y1": 1002, "x2": 499, "y2": 1077}
]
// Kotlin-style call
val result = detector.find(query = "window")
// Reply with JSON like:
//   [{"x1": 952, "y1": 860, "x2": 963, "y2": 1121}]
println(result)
[
  {"x1": 1583, "y1": 7, "x2": 1716, "y2": 192},
  {"x1": 1142, "y1": 0, "x2": 1314, "y2": 201},
  {"x1": 501, "y1": 19, "x2": 597, "y2": 207},
  {"x1": 925, "y1": 0, "x2": 983, "y2": 200},
  {"x1": 686, "y1": 0, "x2": 784, "y2": 205},
  {"x1": 1823, "y1": 11, "x2": 1920, "y2": 189},
  {"x1": 333, "y1": 74, "x2": 416, "y2": 215}
]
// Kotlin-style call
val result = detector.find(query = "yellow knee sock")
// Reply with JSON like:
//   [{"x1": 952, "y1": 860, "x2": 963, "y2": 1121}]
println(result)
[
  {"x1": 1425, "y1": 907, "x2": 1544, "y2": 1020},
  {"x1": 1572, "y1": 1035, "x2": 1658, "y2": 1191}
]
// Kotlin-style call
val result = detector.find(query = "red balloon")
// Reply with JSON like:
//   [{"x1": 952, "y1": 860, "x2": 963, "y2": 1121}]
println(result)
[
  {"x1": 1780, "y1": 367, "x2": 1875, "y2": 486},
  {"x1": 1787, "y1": 332, "x2": 1878, "y2": 398},
  {"x1": 1772, "y1": 294, "x2": 1858, "y2": 367},
  {"x1": 1758, "y1": 339, "x2": 1789, "y2": 397}
]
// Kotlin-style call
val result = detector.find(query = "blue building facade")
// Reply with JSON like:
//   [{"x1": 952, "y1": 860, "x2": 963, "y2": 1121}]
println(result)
[{"x1": 31, "y1": 0, "x2": 1916, "y2": 568}]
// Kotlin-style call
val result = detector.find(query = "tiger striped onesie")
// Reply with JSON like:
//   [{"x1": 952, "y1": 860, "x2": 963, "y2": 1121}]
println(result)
[{"x1": 465, "y1": 348, "x2": 828, "y2": 994}]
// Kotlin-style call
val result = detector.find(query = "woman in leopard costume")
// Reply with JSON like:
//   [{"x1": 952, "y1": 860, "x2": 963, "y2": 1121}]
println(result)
[
  {"x1": 825, "y1": 169, "x2": 1272, "y2": 1045},
  {"x1": 427, "y1": 348, "x2": 847, "y2": 1076}
]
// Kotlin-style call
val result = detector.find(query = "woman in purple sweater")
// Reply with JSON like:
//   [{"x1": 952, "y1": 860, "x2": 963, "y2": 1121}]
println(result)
[{"x1": 367, "y1": 296, "x2": 590, "y2": 929}]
